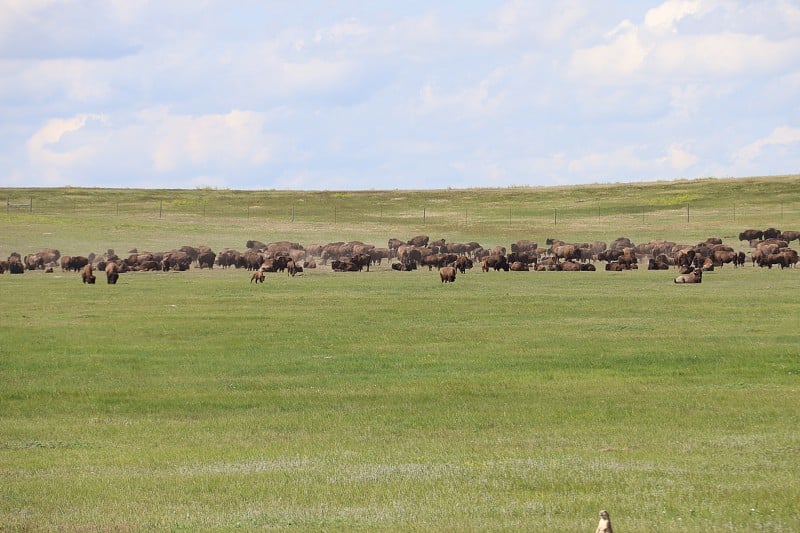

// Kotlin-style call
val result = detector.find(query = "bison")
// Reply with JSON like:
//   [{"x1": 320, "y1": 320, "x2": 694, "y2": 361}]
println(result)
[
  {"x1": 780, "y1": 230, "x2": 800, "y2": 243},
  {"x1": 439, "y1": 266, "x2": 456, "y2": 283},
  {"x1": 197, "y1": 250, "x2": 216, "y2": 269},
  {"x1": 250, "y1": 271, "x2": 265, "y2": 283},
  {"x1": 674, "y1": 268, "x2": 702, "y2": 283},
  {"x1": 105, "y1": 262, "x2": 120, "y2": 284},
  {"x1": 481, "y1": 254, "x2": 508, "y2": 272},
  {"x1": 739, "y1": 229, "x2": 763, "y2": 242},
  {"x1": 81, "y1": 264, "x2": 96, "y2": 284}
]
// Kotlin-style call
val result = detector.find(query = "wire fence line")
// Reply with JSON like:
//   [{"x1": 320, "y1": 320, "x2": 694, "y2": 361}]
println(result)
[{"x1": 4, "y1": 196, "x2": 799, "y2": 229}]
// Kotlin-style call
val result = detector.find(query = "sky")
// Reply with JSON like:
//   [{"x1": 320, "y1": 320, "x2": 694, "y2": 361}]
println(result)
[{"x1": 1, "y1": 0, "x2": 799, "y2": 190}]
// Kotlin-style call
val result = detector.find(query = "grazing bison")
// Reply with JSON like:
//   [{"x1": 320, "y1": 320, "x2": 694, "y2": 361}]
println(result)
[
  {"x1": 197, "y1": 250, "x2": 216, "y2": 269},
  {"x1": 780, "y1": 230, "x2": 800, "y2": 243},
  {"x1": 481, "y1": 254, "x2": 509, "y2": 272},
  {"x1": 407, "y1": 235, "x2": 429, "y2": 247},
  {"x1": 81, "y1": 264, "x2": 96, "y2": 284},
  {"x1": 674, "y1": 268, "x2": 702, "y2": 283},
  {"x1": 511, "y1": 240, "x2": 537, "y2": 253},
  {"x1": 739, "y1": 229, "x2": 763, "y2": 242},
  {"x1": 712, "y1": 250, "x2": 737, "y2": 267},
  {"x1": 439, "y1": 266, "x2": 456, "y2": 283},
  {"x1": 286, "y1": 259, "x2": 300, "y2": 277},
  {"x1": 105, "y1": 262, "x2": 120, "y2": 284}
]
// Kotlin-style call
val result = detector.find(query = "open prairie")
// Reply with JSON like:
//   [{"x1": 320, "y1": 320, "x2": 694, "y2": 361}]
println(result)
[{"x1": 1, "y1": 176, "x2": 799, "y2": 531}]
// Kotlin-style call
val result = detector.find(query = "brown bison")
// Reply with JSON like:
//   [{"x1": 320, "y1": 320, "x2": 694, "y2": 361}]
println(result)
[
  {"x1": 481, "y1": 254, "x2": 508, "y2": 272},
  {"x1": 286, "y1": 259, "x2": 301, "y2": 277},
  {"x1": 739, "y1": 229, "x2": 763, "y2": 242},
  {"x1": 81, "y1": 264, "x2": 96, "y2": 284},
  {"x1": 250, "y1": 271, "x2": 265, "y2": 283},
  {"x1": 439, "y1": 266, "x2": 456, "y2": 283},
  {"x1": 407, "y1": 235, "x2": 429, "y2": 247},
  {"x1": 674, "y1": 268, "x2": 702, "y2": 283},
  {"x1": 197, "y1": 250, "x2": 216, "y2": 269},
  {"x1": 105, "y1": 262, "x2": 120, "y2": 284},
  {"x1": 780, "y1": 230, "x2": 800, "y2": 243},
  {"x1": 8, "y1": 258, "x2": 25, "y2": 274}
]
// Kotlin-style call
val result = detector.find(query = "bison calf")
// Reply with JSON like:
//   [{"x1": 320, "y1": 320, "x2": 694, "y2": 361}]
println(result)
[{"x1": 250, "y1": 271, "x2": 265, "y2": 283}]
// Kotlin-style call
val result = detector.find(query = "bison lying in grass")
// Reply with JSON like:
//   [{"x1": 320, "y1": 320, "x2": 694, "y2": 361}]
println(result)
[{"x1": 674, "y1": 268, "x2": 702, "y2": 284}]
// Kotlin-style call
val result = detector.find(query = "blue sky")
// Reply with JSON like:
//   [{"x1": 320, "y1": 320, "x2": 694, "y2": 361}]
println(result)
[{"x1": 1, "y1": 0, "x2": 799, "y2": 190}]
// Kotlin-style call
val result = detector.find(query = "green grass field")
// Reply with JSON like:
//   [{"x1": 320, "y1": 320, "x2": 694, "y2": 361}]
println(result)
[{"x1": 1, "y1": 177, "x2": 799, "y2": 531}]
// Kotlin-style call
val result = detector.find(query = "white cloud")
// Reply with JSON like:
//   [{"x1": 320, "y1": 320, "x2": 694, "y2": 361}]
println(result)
[
  {"x1": 313, "y1": 18, "x2": 371, "y2": 44},
  {"x1": 644, "y1": 0, "x2": 719, "y2": 34},
  {"x1": 567, "y1": 145, "x2": 650, "y2": 177},
  {"x1": 567, "y1": 143, "x2": 698, "y2": 179},
  {"x1": 662, "y1": 143, "x2": 698, "y2": 171},
  {"x1": 649, "y1": 33, "x2": 800, "y2": 78},
  {"x1": 147, "y1": 109, "x2": 271, "y2": 173},
  {"x1": 569, "y1": 20, "x2": 650, "y2": 81},
  {"x1": 22, "y1": 109, "x2": 274, "y2": 186},
  {"x1": 26, "y1": 113, "x2": 107, "y2": 182},
  {"x1": 570, "y1": 2, "x2": 800, "y2": 84},
  {"x1": 416, "y1": 68, "x2": 508, "y2": 117},
  {"x1": 2, "y1": 2, "x2": 800, "y2": 189},
  {"x1": 735, "y1": 126, "x2": 800, "y2": 164}
]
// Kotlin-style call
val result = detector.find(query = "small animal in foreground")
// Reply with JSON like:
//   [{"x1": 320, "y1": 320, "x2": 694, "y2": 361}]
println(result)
[
  {"x1": 250, "y1": 271, "x2": 265, "y2": 283},
  {"x1": 595, "y1": 509, "x2": 613, "y2": 533},
  {"x1": 674, "y1": 268, "x2": 702, "y2": 283}
]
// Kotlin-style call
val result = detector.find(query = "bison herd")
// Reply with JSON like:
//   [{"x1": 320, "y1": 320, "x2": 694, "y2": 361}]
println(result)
[{"x1": 2, "y1": 227, "x2": 798, "y2": 286}]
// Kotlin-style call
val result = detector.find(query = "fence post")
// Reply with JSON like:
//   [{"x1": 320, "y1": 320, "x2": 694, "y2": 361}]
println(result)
[
  {"x1": 159, "y1": 200, "x2": 163, "y2": 219},
  {"x1": 553, "y1": 208, "x2": 557, "y2": 225},
  {"x1": 423, "y1": 207, "x2": 426, "y2": 223},
  {"x1": 686, "y1": 204, "x2": 690, "y2": 223}
]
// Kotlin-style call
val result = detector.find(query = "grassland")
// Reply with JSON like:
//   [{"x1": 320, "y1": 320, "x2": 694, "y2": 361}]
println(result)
[{"x1": 1, "y1": 175, "x2": 799, "y2": 531}]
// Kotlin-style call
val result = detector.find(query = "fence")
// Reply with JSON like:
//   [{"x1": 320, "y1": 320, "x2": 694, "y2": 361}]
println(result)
[
  {"x1": 6, "y1": 198, "x2": 32, "y2": 213},
  {"x1": 4, "y1": 194, "x2": 799, "y2": 232}
]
